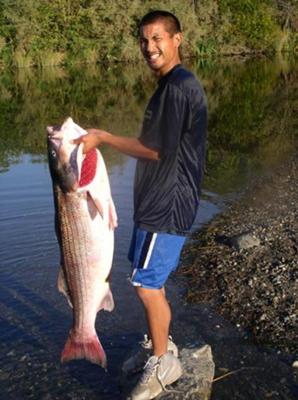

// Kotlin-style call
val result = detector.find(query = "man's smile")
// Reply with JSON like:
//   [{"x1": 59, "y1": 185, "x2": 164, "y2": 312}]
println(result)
[{"x1": 146, "y1": 52, "x2": 161, "y2": 63}]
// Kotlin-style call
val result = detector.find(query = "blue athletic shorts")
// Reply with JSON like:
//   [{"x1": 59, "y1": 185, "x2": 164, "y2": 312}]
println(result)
[{"x1": 128, "y1": 226, "x2": 186, "y2": 289}]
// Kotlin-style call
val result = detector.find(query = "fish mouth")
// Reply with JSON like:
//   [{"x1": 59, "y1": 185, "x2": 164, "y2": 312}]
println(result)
[{"x1": 47, "y1": 126, "x2": 63, "y2": 149}]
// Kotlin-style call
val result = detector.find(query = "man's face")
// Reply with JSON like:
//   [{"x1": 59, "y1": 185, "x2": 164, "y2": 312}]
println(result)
[{"x1": 139, "y1": 20, "x2": 182, "y2": 77}]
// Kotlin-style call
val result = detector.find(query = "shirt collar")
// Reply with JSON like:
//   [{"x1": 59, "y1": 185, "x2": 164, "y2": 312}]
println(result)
[{"x1": 158, "y1": 64, "x2": 182, "y2": 85}]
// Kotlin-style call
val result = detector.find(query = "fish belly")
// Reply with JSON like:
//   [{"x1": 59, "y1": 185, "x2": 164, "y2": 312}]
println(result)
[{"x1": 56, "y1": 188, "x2": 114, "y2": 367}]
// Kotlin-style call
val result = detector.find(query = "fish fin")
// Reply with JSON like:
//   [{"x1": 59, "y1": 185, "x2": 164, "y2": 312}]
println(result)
[
  {"x1": 57, "y1": 267, "x2": 73, "y2": 308},
  {"x1": 98, "y1": 284, "x2": 114, "y2": 312},
  {"x1": 108, "y1": 198, "x2": 118, "y2": 230},
  {"x1": 87, "y1": 190, "x2": 117, "y2": 228},
  {"x1": 85, "y1": 149, "x2": 115, "y2": 225},
  {"x1": 90, "y1": 194, "x2": 105, "y2": 220},
  {"x1": 61, "y1": 332, "x2": 107, "y2": 368}
]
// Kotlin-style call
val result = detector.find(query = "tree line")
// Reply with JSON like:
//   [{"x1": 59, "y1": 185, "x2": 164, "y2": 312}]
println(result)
[{"x1": 0, "y1": 0, "x2": 297, "y2": 68}]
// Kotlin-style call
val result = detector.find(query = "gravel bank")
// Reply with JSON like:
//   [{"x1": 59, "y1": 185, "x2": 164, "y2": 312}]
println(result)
[{"x1": 180, "y1": 155, "x2": 297, "y2": 356}]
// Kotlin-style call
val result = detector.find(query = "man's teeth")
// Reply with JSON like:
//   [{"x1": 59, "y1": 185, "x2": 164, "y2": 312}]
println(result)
[{"x1": 149, "y1": 53, "x2": 160, "y2": 60}]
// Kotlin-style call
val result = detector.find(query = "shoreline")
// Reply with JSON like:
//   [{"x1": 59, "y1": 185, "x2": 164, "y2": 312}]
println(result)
[{"x1": 180, "y1": 154, "x2": 297, "y2": 357}]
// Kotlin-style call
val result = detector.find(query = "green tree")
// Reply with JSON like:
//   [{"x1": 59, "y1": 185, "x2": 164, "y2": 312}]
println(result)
[{"x1": 0, "y1": 0, "x2": 297, "y2": 67}]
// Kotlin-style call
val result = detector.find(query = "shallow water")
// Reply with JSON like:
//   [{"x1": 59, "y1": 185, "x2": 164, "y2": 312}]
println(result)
[
  {"x1": 0, "y1": 57, "x2": 297, "y2": 399},
  {"x1": 0, "y1": 154, "x2": 219, "y2": 399}
]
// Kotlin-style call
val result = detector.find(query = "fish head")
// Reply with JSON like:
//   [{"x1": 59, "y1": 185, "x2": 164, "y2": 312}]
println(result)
[{"x1": 47, "y1": 117, "x2": 86, "y2": 193}]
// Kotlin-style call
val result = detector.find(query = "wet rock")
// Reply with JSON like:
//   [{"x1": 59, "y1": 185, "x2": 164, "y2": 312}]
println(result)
[
  {"x1": 163, "y1": 344, "x2": 215, "y2": 400},
  {"x1": 229, "y1": 232, "x2": 261, "y2": 250},
  {"x1": 121, "y1": 344, "x2": 215, "y2": 400}
]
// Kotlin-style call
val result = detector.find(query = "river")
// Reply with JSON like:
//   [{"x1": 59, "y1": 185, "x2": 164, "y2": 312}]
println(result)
[{"x1": 0, "y1": 57, "x2": 297, "y2": 399}]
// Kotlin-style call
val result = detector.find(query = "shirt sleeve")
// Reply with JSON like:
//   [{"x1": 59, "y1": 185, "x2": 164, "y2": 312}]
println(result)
[{"x1": 139, "y1": 83, "x2": 190, "y2": 156}]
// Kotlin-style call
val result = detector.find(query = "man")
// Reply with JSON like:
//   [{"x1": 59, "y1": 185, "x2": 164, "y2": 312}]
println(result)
[{"x1": 74, "y1": 10, "x2": 207, "y2": 400}]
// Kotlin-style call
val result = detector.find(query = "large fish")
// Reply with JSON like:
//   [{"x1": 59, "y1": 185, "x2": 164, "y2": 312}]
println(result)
[{"x1": 47, "y1": 117, "x2": 117, "y2": 368}]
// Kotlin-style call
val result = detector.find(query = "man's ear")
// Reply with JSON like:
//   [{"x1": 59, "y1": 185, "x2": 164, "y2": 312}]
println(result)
[{"x1": 174, "y1": 32, "x2": 183, "y2": 48}]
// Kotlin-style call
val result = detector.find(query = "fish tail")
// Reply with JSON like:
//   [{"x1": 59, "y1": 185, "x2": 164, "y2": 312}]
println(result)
[{"x1": 61, "y1": 332, "x2": 107, "y2": 368}]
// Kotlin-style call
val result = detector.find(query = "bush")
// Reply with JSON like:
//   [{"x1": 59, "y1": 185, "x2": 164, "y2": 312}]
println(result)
[{"x1": 0, "y1": 0, "x2": 296, "y2": 67}]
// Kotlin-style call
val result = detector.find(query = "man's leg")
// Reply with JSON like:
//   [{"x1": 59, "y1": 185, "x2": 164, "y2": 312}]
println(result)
[
  {"x1": 128, "y1": 286, "x2": 182, "y2": 399},
  {"x1": 121, "y1": 286, "x2": 179, "y2": 376},
  {"x1": 136, "y1": 286, "x2": 170, "y2": 357}
]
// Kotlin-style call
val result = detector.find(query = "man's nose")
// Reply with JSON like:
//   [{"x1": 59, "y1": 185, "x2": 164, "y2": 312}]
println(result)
[{"x1": 146, "y1": 40, "x2": 156, "y2": 53}]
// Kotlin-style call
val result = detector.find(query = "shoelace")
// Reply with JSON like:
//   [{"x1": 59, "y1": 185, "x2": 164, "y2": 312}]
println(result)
[
  {"x1": 140, "y1": 357, "x2": 171, "y2": 392},
  {"x1": 140, "y1": 334, "x2": 152, "y2": 349},
  {"x1": 157, "y1": 371, "x2": 183, "y2": 395},
  {"x1": 140, "y1": 357, "x2": 159, "y2": 384},
  {"x1": 141, "y1": 356, "x2": 183, "y2": 395}
]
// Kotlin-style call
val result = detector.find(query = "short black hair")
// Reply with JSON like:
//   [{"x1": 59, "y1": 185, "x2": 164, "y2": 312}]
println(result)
[{"x1": 139, "y1": 10, "x2": 182, "y2": 36}]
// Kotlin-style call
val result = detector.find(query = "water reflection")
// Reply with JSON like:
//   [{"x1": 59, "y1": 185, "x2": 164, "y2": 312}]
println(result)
[{"x1": 0, "y1": 57, "x2": 297, "y2": 193}]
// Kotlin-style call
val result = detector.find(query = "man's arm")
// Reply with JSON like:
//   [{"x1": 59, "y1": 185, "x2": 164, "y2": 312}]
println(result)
[{"x1": 73, "y1": 129, "x2": 160, "y2": 161}]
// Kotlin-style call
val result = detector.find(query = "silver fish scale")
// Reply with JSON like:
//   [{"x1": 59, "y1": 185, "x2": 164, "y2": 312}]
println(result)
[{"x1": 56, "y1": 188, "x2": 94, "y2": 331}]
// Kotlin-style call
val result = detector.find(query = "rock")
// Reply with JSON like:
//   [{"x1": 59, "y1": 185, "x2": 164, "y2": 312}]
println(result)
[
  {"x1": 229, "y1": 232, "x2": 261, "y2": 250},
  {"x1": 121, "y1": 344, "x2": 215, "y2": 400},
  {"x1": 163, "y1": 345, "x2": 215, "y2": 400}
]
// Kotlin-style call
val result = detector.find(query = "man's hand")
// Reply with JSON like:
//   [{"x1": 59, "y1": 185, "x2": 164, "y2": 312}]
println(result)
[
  {"x1": 72, "y1": 129, "x2": 110, "y2": 154},
  {"x1": 72, "y1": 127, "x2": 159, "y2": 160}
]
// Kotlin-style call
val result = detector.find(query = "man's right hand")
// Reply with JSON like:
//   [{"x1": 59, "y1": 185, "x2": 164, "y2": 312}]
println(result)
[
  {"x1": 72, "y1": 128, "x2": 159, "y2": 160},
  {"x1": 72, "y1": 128, "x2": 110, "y2": 154}
]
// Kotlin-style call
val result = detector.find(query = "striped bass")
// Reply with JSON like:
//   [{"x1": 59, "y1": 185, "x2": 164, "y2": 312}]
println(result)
[{"x1": 47, "y1": 117, "x2": 117, "y2": 368}]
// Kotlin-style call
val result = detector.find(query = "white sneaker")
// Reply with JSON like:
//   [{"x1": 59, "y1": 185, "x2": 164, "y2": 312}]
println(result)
[
  {"x1": 127, "y1": 352, "x2": 183, "y2": 400},
  {"x1": 122, "y1": 335, "x2": 178, "y2": 376}
]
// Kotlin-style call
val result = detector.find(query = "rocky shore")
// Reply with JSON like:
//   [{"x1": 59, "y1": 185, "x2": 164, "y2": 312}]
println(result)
[{"x1": 180, "y1": 154, "x2": 297, "y2": 356}]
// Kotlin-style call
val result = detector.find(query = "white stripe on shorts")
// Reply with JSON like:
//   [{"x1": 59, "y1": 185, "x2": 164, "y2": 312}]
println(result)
[
  {"x1": 143, "y1": 233, "x2": 157, "y2": 269},
  {"x1": 130, "y1": 268, "x2": 141, "y2": 286}
]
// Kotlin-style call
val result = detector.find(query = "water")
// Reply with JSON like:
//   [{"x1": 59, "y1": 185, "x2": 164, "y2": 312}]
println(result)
[
  {"x1": 0, "y1": 155, "x2": 218, "y2": 400},
  {"x1": 0, "y1": 57, "x2": 297, "y2": 399}
]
